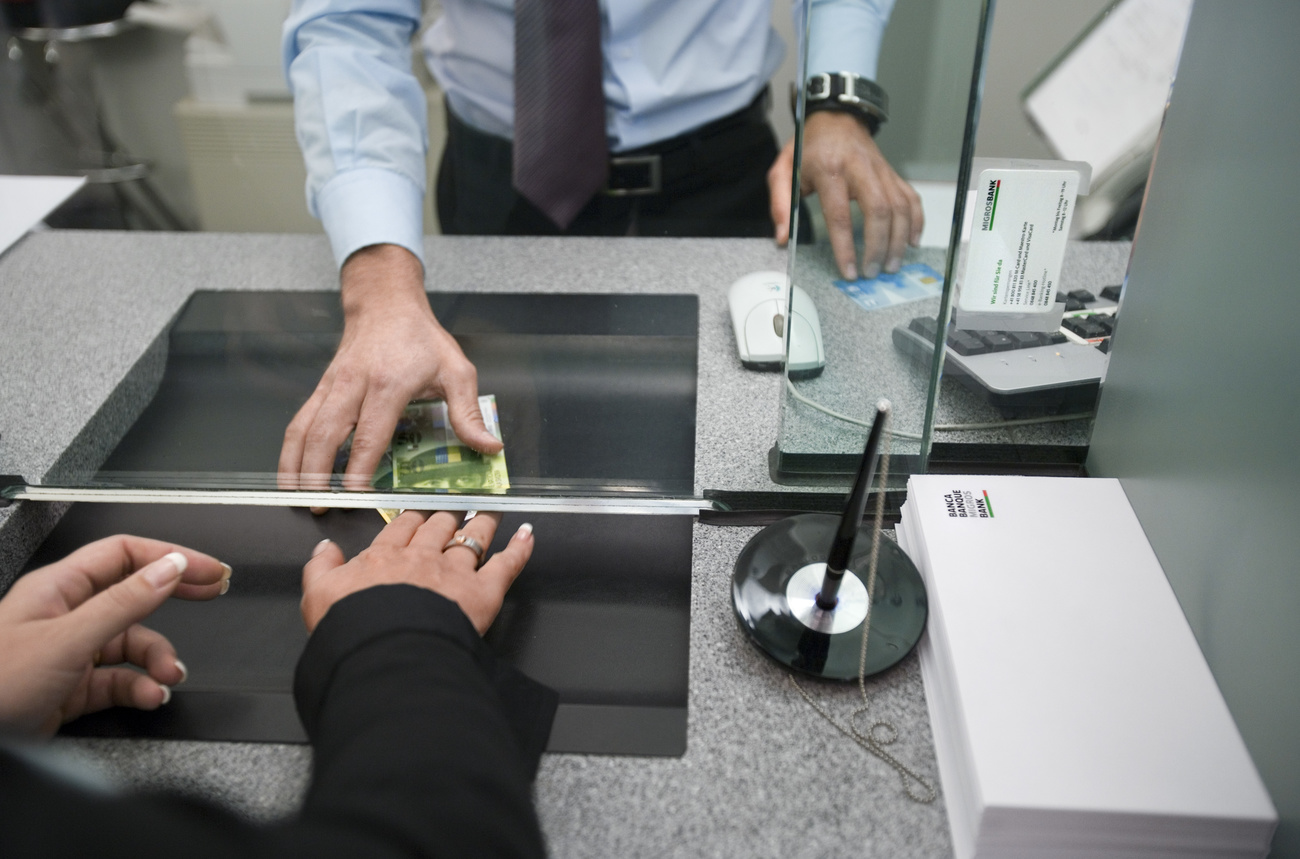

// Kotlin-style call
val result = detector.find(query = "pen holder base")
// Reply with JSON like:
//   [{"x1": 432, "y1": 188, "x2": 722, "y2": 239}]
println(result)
[
  {"x1": 785, "y1": 562, "x2": 869, "y2": 633},
  {"x1": 731, "y1": 513, "x2": 928, "y2": 681}
]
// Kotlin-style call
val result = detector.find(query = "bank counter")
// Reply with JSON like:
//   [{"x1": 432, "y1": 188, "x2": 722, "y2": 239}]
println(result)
[{"x1": 0, "y1": 230, "x2": 1130, "y2": 857}]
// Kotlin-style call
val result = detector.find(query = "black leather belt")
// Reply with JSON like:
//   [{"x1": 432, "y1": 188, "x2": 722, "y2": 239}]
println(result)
[{"x1": 603, "y1": 89, "x2": 771, "y2": 197}]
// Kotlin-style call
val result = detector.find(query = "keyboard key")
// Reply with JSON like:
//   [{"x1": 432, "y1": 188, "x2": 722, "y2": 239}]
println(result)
[
  {"x1": 908, "y1": 316, "x2": 939, "y2": 341},
  {"x1": 1062, "y1": 317, "x2": 1109, "y2": 339},
  {"x1": 1093, "y1": 315, "x2": 1116, "y2": 336},
  {"x1": 1061, "y1": 317, "x2": 1090, "y2": 337},
  {"x1": 1100, "y1": 284, "x2": 1122, "y2": 302},
  {"x1": 1067, "y1": 288, "x2": 1096, "y2": 303},
  {"x1": 976, "y1": 331, "x2": 1016, "y2": 352},
  {"x1": 1065, "y1": 296, "x2": 1087, "y2": 311},
  {"x1": 1047, "y1": 331, "x2": 1068, "y2": 345},
  {"x1": 947, "y1": 329, "x2": 989, "y2": 355},
  {"x1": 1086, "y1": 322, "x2": 1111, "y2": 339},
  {"x1": 1009, "y1": 331, "x2": 1047, "y2": 348},
  {"x1": 1054, "y1": 292, "x2": 1067, "y2": 304},
  {"x1": 1097, "y1": 338, "x2": 1112, "y2": 354}
]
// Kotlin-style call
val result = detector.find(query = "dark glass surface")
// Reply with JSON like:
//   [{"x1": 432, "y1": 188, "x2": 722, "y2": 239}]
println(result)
[
  {"x1": 30, "y1": 504, "x2": 690, "y2": 756},
  {"x1": 732, "y1": 513, "x2": 927, "y2": 680},
  {"x1": 90, "y1": 290, "x2": 698, "y2": 496},
  {"x1": 25, "y1": 290, "x2": 702, "y2": 755}
]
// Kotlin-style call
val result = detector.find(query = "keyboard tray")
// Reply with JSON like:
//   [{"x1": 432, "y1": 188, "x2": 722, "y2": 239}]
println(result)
[{"x1": 892, "y1": 292, "x2": 1118, "y2": 417}]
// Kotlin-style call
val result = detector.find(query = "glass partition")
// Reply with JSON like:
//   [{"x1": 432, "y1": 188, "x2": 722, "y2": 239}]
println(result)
[
  {"x1": 916, "y1": 0, "x2": 1191, "y2": 474},
  {"x1": 774, "y1": 0, "x2": 992, "y2": 483},
  {"x1": 774, "y1": 0, "x2": 1192, "y2": 485}
]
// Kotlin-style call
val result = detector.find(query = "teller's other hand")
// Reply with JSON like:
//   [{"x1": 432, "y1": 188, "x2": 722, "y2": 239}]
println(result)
[
  {"x1": 768, "y1": 111, "x2": 924, "y2": 280},
  {"x1": 0, "y1": 536, "x2": 230, "y2": 737},
  {"x1": 278, "y1": 244, "x2": 502, "y2": 506},
  {"x1": 301, "y1": 510, "x2": 534, "y2": 635}
]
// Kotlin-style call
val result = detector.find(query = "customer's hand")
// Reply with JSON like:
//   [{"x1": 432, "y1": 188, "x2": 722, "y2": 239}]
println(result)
[
  {"x1": 0, "y1": 536, "x2": 230, "y2": 737},
  {"x1": 301, "y1": 510, "x2": 534, "y2": 634},
  {"x1": 278, "y1": 244, "x2": 502, "y2": 502},
  {"x1": 768, "y1": 111, "x2": 924, "y2": 280}
]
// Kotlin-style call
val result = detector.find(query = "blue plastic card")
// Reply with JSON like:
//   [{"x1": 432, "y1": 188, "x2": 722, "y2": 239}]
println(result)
[{"x1": 832, "y1": 262, "x2": 944, "y2": 311}]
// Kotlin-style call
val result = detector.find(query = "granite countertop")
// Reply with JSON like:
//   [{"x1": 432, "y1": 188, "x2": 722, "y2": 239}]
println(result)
[{"x1": 0, "y1": 230, "x2": 1127, "y2": 857}]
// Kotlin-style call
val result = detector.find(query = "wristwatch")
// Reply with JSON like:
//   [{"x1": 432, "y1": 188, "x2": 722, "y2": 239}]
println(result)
[{"x1": 803, "y1": 71, "x2": 889, "y2": 135}]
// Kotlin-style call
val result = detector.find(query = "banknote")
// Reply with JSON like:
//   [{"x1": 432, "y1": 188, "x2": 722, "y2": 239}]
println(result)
[{"x1": 391, "y1": 395, "x2": 510, "y2": 493}]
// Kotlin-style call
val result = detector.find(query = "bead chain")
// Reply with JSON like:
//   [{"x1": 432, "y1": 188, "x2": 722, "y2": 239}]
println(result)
[{"x1": 789, "y1": 415, "x2": 938, "y2": 804}]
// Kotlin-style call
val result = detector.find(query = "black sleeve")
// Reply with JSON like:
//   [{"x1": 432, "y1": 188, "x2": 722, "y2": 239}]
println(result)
[
  {"x1": 0, "y1": 585, "x2": 557, "y2": 859},
  {"x1": 290, "y1": 584, "x2": 557, "y2": 856}
]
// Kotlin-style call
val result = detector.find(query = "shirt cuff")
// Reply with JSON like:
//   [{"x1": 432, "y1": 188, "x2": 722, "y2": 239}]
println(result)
[
  {"x1": 316, "y1": 167, "x2": 426, "y2": 269},
  {"x1": 808, "y1": 1, "x2": 891, "y2": 81}
]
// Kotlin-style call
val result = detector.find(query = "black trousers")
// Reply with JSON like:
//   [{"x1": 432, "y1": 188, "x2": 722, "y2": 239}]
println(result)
[{"x1": 436, "y1": 94, "x2": 783, "y2": 238}]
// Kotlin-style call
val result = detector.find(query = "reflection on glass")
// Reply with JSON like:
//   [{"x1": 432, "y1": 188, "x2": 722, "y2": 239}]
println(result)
[
  {"x1": 776, "y1": 0, "x2": 1190, "y2": 481},
  {"x1": 920, "y1": 0, "x2": 1191, "y2": 468},
  {"x1": 34, "y1": 291, "x2": 700, "y2": 503}
]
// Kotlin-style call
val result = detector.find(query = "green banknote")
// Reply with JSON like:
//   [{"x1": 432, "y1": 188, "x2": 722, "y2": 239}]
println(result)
[{"x1": 390, "y1": 395, "x2": 510, "y2": 493}]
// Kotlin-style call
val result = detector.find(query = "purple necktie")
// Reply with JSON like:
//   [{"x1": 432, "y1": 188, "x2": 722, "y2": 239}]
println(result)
[{"x1": 513, "y1": 0, "x2": 608, "y2": 229}]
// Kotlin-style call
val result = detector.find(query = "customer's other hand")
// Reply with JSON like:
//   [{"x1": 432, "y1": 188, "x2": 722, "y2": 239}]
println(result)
[
  {"x1": 301, "y1": 510, "x2": 534, "y2": 635},
  {"x1": 0, "y1": 536, "x2": 229, "y2": 737},
  {"x1": 768, "y1": 111, "x2": 924, "y2": 280},
  {"x1": 278, "y1": 244, "x2": 502, "y2": 505}
]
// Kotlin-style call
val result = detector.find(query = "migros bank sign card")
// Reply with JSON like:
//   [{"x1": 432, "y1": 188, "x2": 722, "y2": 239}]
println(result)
[{"x1": 955, "y1": 159, "x2": 1091, "y2": 333}]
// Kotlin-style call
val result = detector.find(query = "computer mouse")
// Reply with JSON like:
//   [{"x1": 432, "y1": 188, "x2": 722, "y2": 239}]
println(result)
[{"x1": 727, "y1": 270, "x2": 825, "y2": 378}]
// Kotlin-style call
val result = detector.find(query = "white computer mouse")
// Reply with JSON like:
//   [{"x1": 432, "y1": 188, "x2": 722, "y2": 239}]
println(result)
[{"x1": 727, "y1": 270, "x2": 825, "y2": 378}]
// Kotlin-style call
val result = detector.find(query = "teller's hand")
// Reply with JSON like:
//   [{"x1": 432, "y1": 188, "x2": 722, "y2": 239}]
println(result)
[
  {"x1": 0, "y1": 535, "x2": 229, "y2": 737},
  {"x1": 768, "y1": 111, "x2": 924, "y2": 280},
  {"x1": 278, "y1": 244, "x2": 502, "y2": 500}
]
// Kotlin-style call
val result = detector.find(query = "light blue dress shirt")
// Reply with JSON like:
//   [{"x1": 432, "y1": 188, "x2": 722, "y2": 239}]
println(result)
[{"x1": 283, "y1": 0, "x2": 894, "y2": 269}]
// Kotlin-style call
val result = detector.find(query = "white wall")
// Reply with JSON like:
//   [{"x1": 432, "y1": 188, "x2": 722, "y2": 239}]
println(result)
[{"x1": 973, "y1": 0, "x2": 1114, "y2": 158}]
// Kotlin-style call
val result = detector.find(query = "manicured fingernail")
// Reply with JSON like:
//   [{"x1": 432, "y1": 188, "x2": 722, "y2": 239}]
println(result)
[
  {"x1": 863, "y1": 262, "x2": 881, "y2": 280},
  {"x1": 220, "y1": 562, "x2": 232, "y2": 580},
  {"x1": 844, "y1": 263, "x2": 858, "y2": 281},
  {"x1": 144, "y1": 553, "x2": 186, "y2": 589},
  {"x1": 515, "y1": 523, "x2": 534, "y2": 540},
  {"x1": 312, "y1": 539, "x2": 331, "y2": 557},
  {"x1": 886, "y1": 257, "x2": 902, "y2": 274},
  {"x1": 219, "y1": 578, "x2": 230, "y2": 595},
  {"x1": 159, "y1": 684, "x2": 172, "y2": 705},
  {"x1": 174, "y1": 659, "x2": 188, "y2": 684}
]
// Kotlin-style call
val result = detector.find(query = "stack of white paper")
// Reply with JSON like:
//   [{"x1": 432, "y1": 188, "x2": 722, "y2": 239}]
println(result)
[{"x1": 897, "y1": 475, "x2": 1276, "y2": 859}]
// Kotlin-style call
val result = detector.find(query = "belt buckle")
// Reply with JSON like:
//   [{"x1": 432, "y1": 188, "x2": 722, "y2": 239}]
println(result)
[{"x1": 604, "y1": 154, "x2": 662, "y2": 197}]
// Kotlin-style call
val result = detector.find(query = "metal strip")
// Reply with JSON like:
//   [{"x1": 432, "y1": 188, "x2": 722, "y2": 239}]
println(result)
[{"x1": 6, "y1": 485, "x2": 716, "y2": 516}]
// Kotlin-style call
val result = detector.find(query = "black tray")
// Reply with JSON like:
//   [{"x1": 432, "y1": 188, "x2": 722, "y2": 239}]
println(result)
[{"x1": 26, "y1": 291, "x2": 700, "y2": 756}]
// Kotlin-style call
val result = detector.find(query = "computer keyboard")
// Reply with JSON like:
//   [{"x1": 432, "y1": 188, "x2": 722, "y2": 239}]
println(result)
[{"x1": 891, "y1": 287, "x2": 1121, "y2": 416}]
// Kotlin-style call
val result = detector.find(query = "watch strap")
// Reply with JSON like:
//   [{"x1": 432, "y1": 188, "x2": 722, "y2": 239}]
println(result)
[{"x1": 804, "y1": 71, "x2": 889, "y2": 135}]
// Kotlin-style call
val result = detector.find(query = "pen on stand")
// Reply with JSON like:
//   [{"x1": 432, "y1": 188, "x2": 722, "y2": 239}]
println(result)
[{"x1": 815, "y1": 399, "x2": 891, "y2": 611}]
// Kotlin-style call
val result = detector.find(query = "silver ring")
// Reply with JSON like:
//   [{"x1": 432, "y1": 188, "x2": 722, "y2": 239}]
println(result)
[{"x1": 442, "y1": 533, "x2": 486, "y2": 566}]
